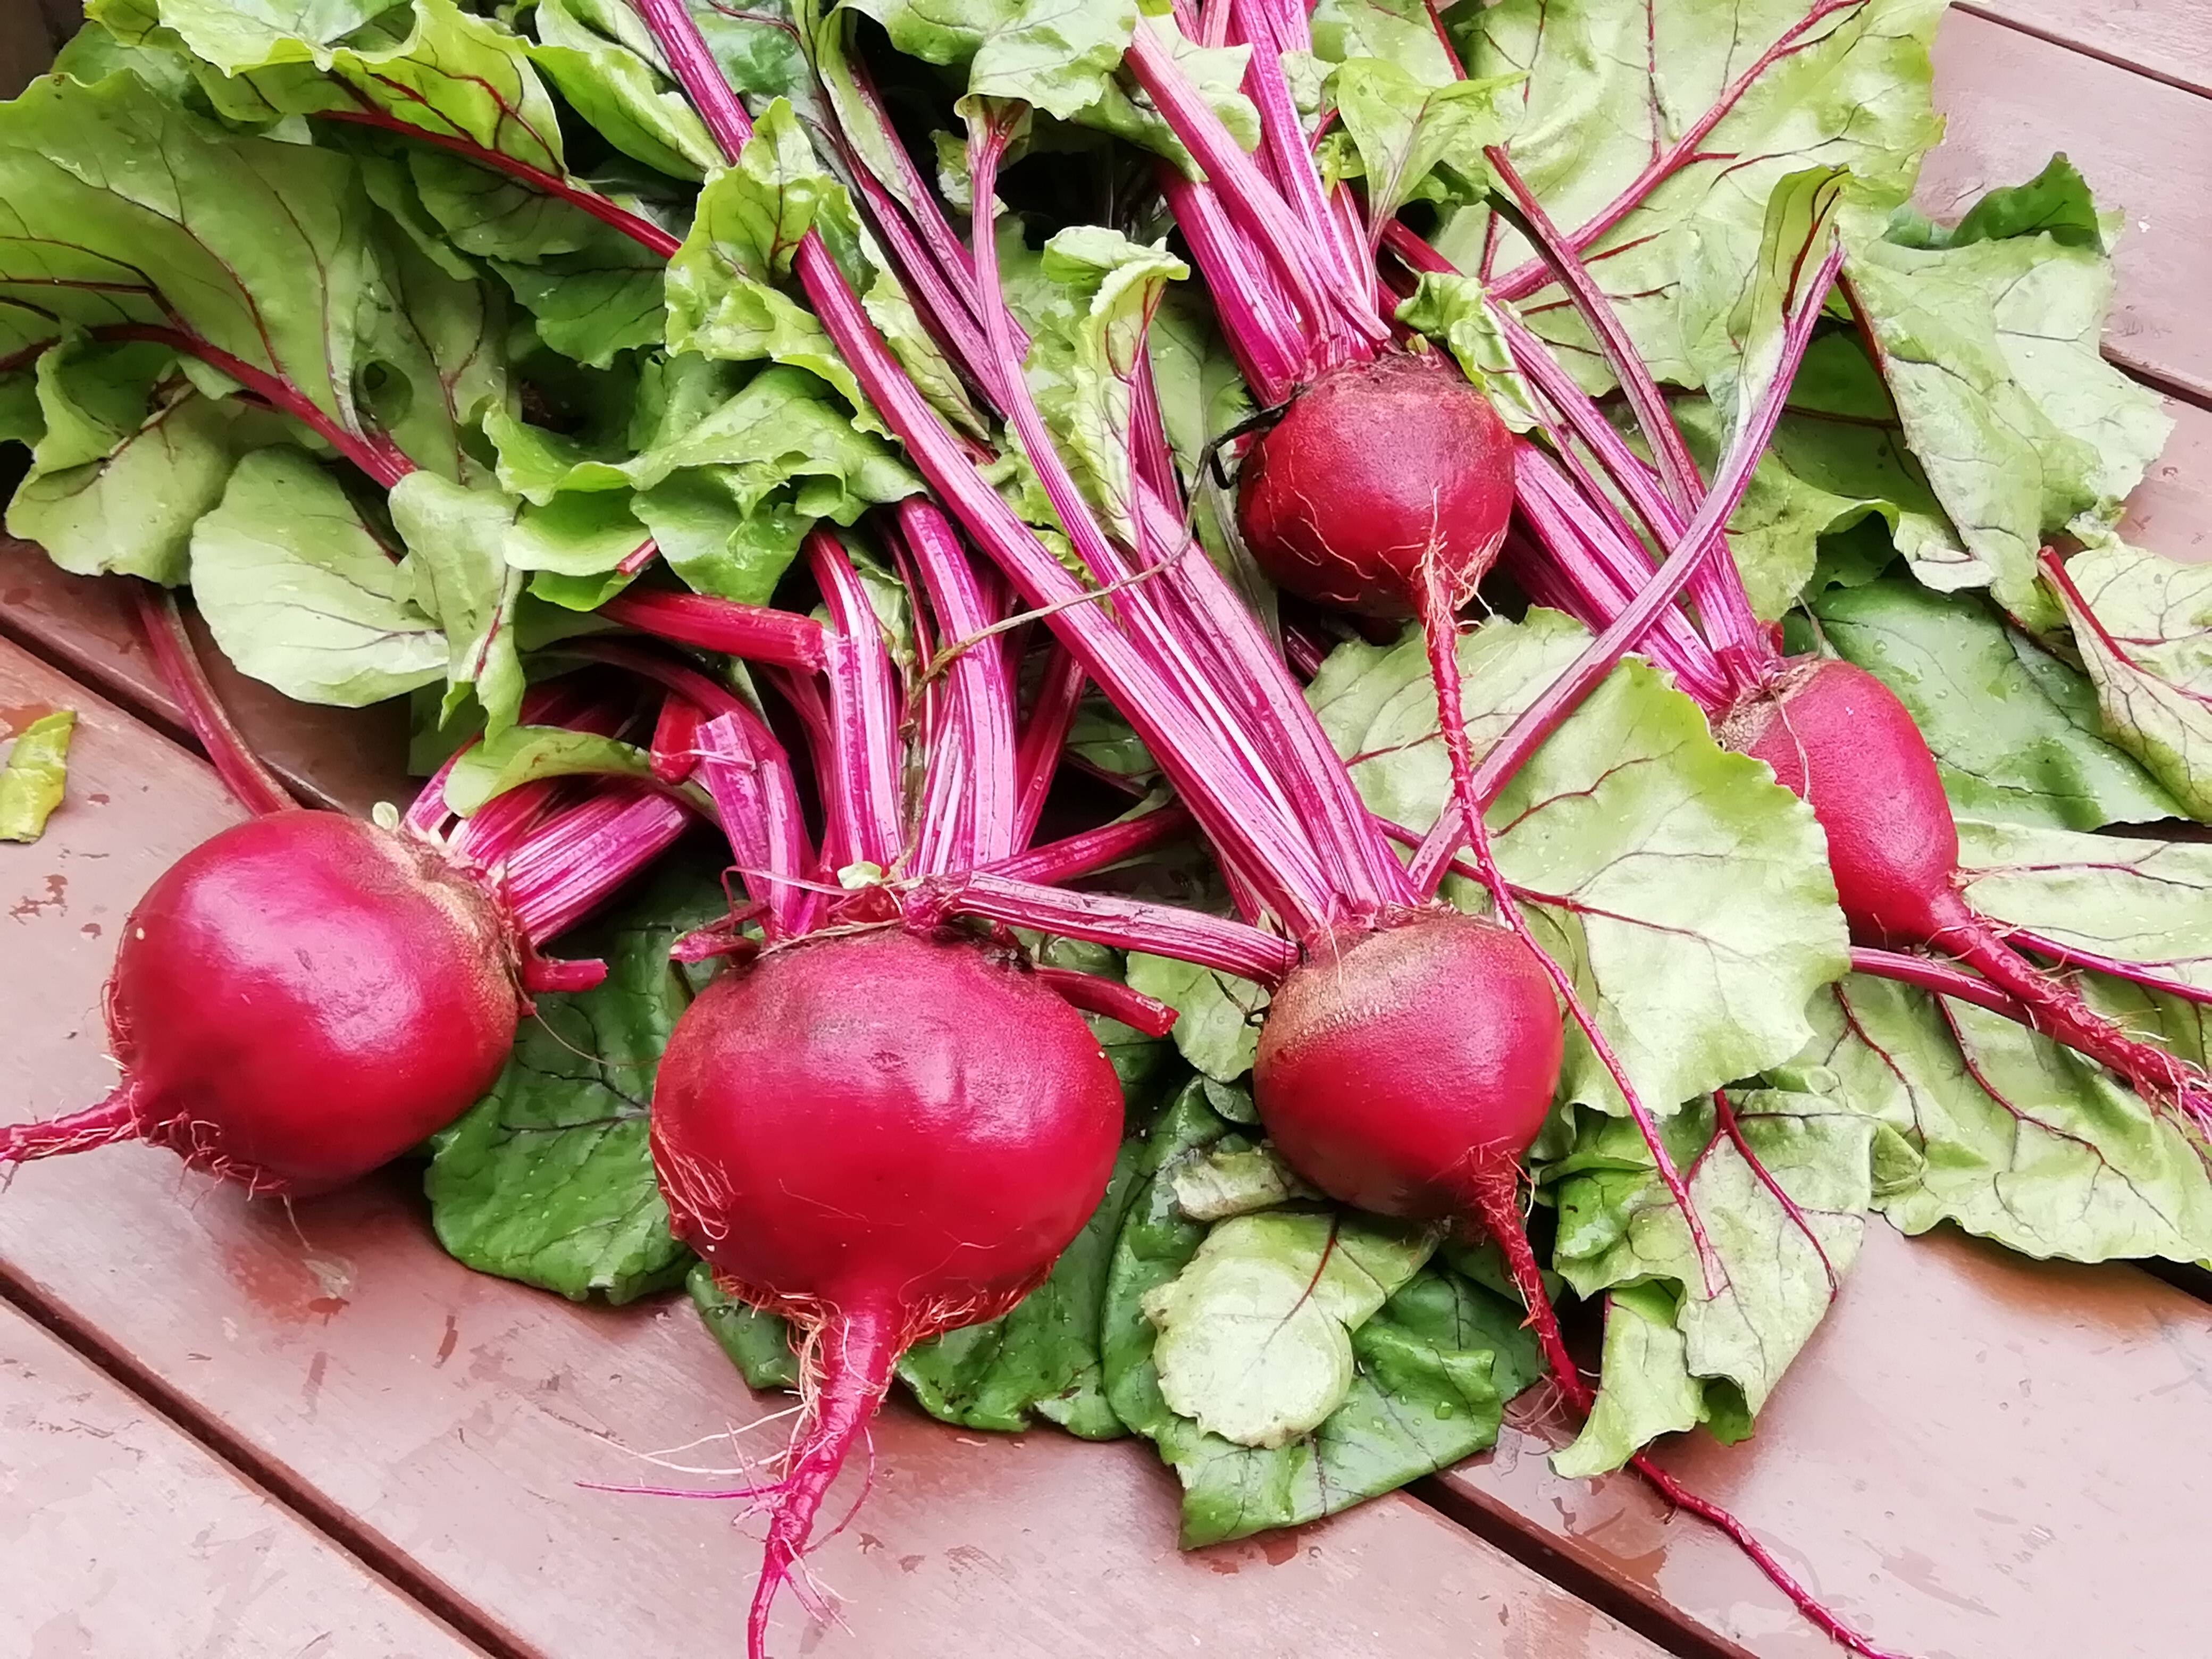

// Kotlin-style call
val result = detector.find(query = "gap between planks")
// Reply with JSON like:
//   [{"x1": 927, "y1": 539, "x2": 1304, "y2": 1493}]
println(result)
[{"x1": 0, "y1": 1258, "x2": 537, "y2": 1659}]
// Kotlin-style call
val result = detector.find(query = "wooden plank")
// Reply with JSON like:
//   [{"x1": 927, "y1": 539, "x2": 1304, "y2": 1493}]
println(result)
[
  {"x1": 1959, "y1": 0, "x2": 2212, "y2": 101},
  {"x1": 1430, "y1": 1222, "x2": 2212, "y2": 1659},
  {"x1": 1924, "y1": 11, "x2": 2212, "y2": 404},
  {"x1": 2126, "y1": 396, "x2": 2212, "y2": 560},
  {"x1": 0, "y1": 1300, "x2": 486, "y2": 1659},
  {"x1": 0, "y1": 542, "x2": 416, "y2": 817},
  {"x1": 0, "y1": 638, "x2": 1663, "y2": 1659}
]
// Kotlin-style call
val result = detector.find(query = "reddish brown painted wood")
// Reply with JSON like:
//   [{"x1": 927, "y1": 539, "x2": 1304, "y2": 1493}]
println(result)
[
  {"x1": 1, "y1": 1300, "x2": 486, "y2": 1659},
  {"x1": 1431, "y1": 1224, "x2": 2212, "y2": 1659},
  {"x1": 1924, "y1": 12, "x2": 2212, "y2": 404},
  {"x1": 2125, "y1": 396, "x2": 2212, "y2": 560},
  {"x1": 0, "y1": 638, "x2": 1662, "y2": 1659},
  {"x1": 1959, "y1": 0, "x2": 2212, "y2": 101},
  {"x1": 0, "y1": 542, "x2": 415, "y2": 817}
]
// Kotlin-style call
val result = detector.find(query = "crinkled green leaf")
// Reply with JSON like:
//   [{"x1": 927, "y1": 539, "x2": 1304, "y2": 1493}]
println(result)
[
  {"x1": 190, "y1": 447, "x2": 446, "y2": 706},
  {"x1": 1143, "y1": 1210, "x2": 1437, "y2": 1448},
  {"x1": 525, "y1": 0, "x2": 719, "y2": 179},
  {"x1": 1811, "y1": 577, "x2": 2181, "y2": 830},
  {"x1": 1103, "y1": 1080, "x2": 1540, "y2": 1545},
  {"x1": 1170, "y1": 1143, "x2": 1317, "y2": 1222},
  {"x1": 0, "y1": 711, "x2": 76, "y2": 844},
  {"x1": 1890, "y1": 153, "x2": 2108, "y2": 253},
  {"x1": 1331, "y1": 59, "x2": 1513, "y2": 229},
  {"x1": 27, "y1": 335, "x2": 175, "y2": 476},
  {"x1": 1551, "y1": 1089, "x2": 1872, "y2": 1475},
  {"x1": 1019, "y1": 226, "x2": 1188, "y2": 538},
  {"x1": 1125, "y1": 951, "x2": 1267, "y2": 1083},
  {"x1": 1309, "y1": 610, "x2": 1848, "y2": 1115},
  {"x1": 425, "y1": 859, "x2": 725, "y2": 1302},
  {"x1": 664, "y1": 102, "x2": 891, "y2": 433},
  {"x1": 1443, "y1": 0, "x2": 1946, "y2": 388},
  {"x1": 1555, "y1": 1280, "x2": 1702, "y2": 1475},
  {"x1": 1778, "y1": 973, "x2": 2212, "y2": 1264},
  {"x1": 1396, "y1": 275, "x2": 1541, "y2": 431},
  {"x1": 633, "y1": 470, "x2": 803, "y2": 605},
  {"x1": 626, "y1": 364, "x2": 919, "y2": 510},
  {"x1": 492, "y1": 236, "x2": 667, "y2": 369},
  {"x1": 441, "y1": 725, "x2": 656, "y2": 816},
  {"x1": 391, "y1": 471, "x2": 529, "y2": 734},
  {"x1": 1845, "y1": 172, "x2": 2172, "y2": 626},
  {"x1": 2048, "y1": 540, "x2": 2212, "y2": 820},
  {"x1": 356, "y1": 232, "x2": 510, "y2": 480},
  {"x1": 113, "y1": 0, "x2": 395, "y2": 74}
]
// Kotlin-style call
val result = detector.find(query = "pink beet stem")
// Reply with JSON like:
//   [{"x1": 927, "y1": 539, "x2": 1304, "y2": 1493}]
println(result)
[
  {"x1": 131, "y1": 581, "x2": 296, "y2": 817},
  {"x1": 807, "y1": 530, "x2": 907, "y2": 870},
  {"x1": 1033, "y1": 967, "x2": 1180, "y2": 1037},
  {"x1": 651, "y1": 694, "x2": 704, "y2": 784},
  {"x1": 912, "y1": 871, "x2": 1298, "y2": 984},
  {"x1": 1012, "y1": 646, "x2": 1086, "y2": 849},
  {"x1": 503, "y1": 788, "x2": 690, "y2": 944},
  {"x1": 987, "y1": 805, "x2": 1195, "y2": 886},
  {"x1": 693, "y1": 713, "x2": 818, "y2": 941},
  {"x1": 600, "y1": 590, "x2": 827, "y2": 673}
]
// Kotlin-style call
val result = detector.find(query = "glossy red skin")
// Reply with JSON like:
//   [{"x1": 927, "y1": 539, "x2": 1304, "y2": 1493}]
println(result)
[
  {"x1": 1728, "y1": 658, "x2": 1962, "y2": 942},
  {"x1": 1254, "y1": 911, "x2": 1563, "y2": 1220},
  {"x1": 1237, "y1": 352, "x2": 1515, "y2": 617},
  {"x1": 110, "y1": 813, "x2": 521, "y2": 1195},
  {"x1": 651, "y1": 929, "x2": 1125, "y2": 1317}
]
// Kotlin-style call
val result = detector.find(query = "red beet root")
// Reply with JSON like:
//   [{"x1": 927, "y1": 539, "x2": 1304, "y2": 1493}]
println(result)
[
  {"x1": 3, "y1": 814, "x2": 522, "y2": 1195},
  {"x1": 1730, "y1": 657, "x2": 2212, "y2": 1125},
  {"x1": 1237, "y1": 351, "x2": 1515, "y2": 618},
  {"x1": 1256, "y1": 909, "x2": 1562, "y2": 1221},
  {"x1": 650, "y1": 927, "x2": 1125, "y2": 1659}
]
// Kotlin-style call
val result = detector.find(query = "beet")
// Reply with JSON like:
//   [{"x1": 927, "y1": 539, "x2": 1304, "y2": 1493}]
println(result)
[
  {"x1": 1729, "y1": 657, "x2": 2211, "y2": 1125},
  {"x1": 2, "y1": 814, "x2": 522, "y2": 1194},
  {"x1": 1237, "y1": 351, "x2": 1515, "y2": 618},
  {"x1": 650, "y1": 927, "x2": 1125, "y2": 1659},
  {"x1": 1256, "y1": 910, "x2": 1562, "y2": 1220}
]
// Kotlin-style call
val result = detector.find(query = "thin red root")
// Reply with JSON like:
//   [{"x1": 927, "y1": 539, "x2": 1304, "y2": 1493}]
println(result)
[
  {"x1": 3, "y1": 1087, "x2": 140, "y2": 1165},
  {"x1": 1933, "y1": 900, "x2": 2212, "y2": 1136},
  {"x1": 1465, "y1": 1172, "x2": 1903, "y2": 1659},
  {"x1": 748, "y1": 1304, "x2": 899, "y2": 1659}
]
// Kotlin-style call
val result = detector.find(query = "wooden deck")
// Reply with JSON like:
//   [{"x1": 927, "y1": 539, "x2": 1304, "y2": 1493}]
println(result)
[{"x1": 4, "y1": 6, "x2": 2210, "y2": 1657}]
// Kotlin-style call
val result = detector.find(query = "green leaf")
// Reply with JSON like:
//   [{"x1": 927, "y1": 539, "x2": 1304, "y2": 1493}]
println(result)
[
  {"x1": 1844, "y1": 174, "x2": 2172, "y2": 626},
  {"x1": 7, "y1": 386, "x2": 275, "y2": 587},
  {"x1": 1309, "y1": 610, "x2": 1848, "y2": 1115},
  {"x1": 1143, "y1": 1210, "x2": 1438, "y2": 1448},
  {"x1": 851, "y1": 0, "x2": 1137, "y2": 122},
  {"x1": 1125, "y1": 951, "x2": 1267, "y2": 1083},
  {"x1": 1145, "y1": 287, "x2": 1253, "y2": 482},
  {"x1": 1309, "y1": 0, "x2": 1459, "y2": 86},
  {"x1": 0, "y1": 72, "x2": 387, "y2": 446},
  {"x1": 1780, "y1": 973, "x2": 2212, "y2": 1264},
  {"x1": 1020, "y1": 227, "x2": 1189, "y2": 537},
  {"x1": 1890, "y1": 153, "x2": 2107, "y2": 253},
  {"x1": 390, "y1": 472, "x2": 529, "y2": 734},
  {"x1": 1955, "y1": 818, "x2": 2212, "y2": 998},
  {"x1": 1445, "y1": 0, "x2": 1947, "y2": 388},
  {"x1": 1331, "y1": 59, "x2": 1512, "y2": 230},
  {"x1": 625, "y1": 364, "x2": 919, "y2": 511},
  {"x1": 190, "y1": 447, "x2": 447, "y2": 706},
  {"x1": 1103, "y1": 1083, "x2": 1539, "y2": 1545},
  {"x1": 525, "y1": 0, "x2": 719, "y2": 179},
  {"x1": 441, "y1": 725, "x2": 656, "y2": 816},
  {"x1": 1169, "y1": 1143, "x2": 1318, "y2": 1222},
  {"x1": 426, "y1": 859, "x2": 726, "y2": 1302},
  {"x1": 1810, "y1": 577, "x2": 2181, "y2": 830},
  {"x1": 1396, "y1": 275, "x2": 1541, "y2": 431},
  {"x1": 2047, "y1": 540, "x2": 2212, "y2": 820},
  {"x1": 0, "y1": 710, "x2": 76, "y2": 844},
  {"x1": 1668, "y1": 346, "x2": 1958, "y2": 622},
  {"x1": 154, "y1": 0, "x2": 569, "y2": 173},
  {"x1": 492, "y1": 236, "x2": 667, "y2": 369},
  {"x1": 1551, "y1": 1088, "x2": 1872, "y2": 1474}
]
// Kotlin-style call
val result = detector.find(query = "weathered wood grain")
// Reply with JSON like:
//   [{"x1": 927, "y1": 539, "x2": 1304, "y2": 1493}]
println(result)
[{"x1": 0, "y1": 1299, "x2": 487, "y2": 1659}]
